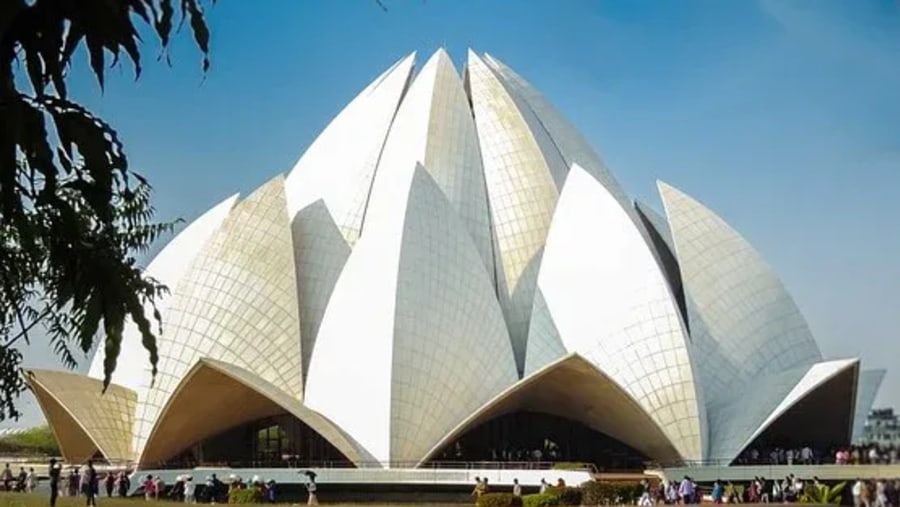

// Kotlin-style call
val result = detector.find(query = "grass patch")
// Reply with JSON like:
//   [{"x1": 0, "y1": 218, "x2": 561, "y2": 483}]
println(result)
[{"x1": 0, "y1": 493, "x2": 469, "y2": 507}]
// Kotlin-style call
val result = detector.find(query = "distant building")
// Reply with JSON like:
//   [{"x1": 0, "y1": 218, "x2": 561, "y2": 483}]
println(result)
[{"x1": 860, "y1": 409, "x2": 900, "y2": 448}]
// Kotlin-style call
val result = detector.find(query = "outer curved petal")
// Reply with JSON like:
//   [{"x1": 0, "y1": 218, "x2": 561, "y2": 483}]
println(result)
[
  {"x1": 304, "y1": 161, "x2": 517, "y2": 465},
  {"x1": 708, "y1": 359, "x2": 858, "y2": 462},
  {"x1": 466, "y1": 50, "x2": 567, "y2": 375},
  {"x1": 87, "y1": 194, "x2": 238, "y2": 390},
  {"x1": 138, "y1": 358, "x2": 375, "y2": 467},
  {"x1": 658, "y1": 181, "x2": 822, "y2": 405},
  {"x1": 483, "y1": 53, "x2": 631, "y2": 208},
  {"x1": 288, "y1": 54, "x2": 416, "y2": 385},
  {"x1": 419, "y1": 353, "x2": 682, "y2": 466},
  {"x1": 530, "y1": 164, "x2": 706, "y2": 461},
  {"x1": 27, "y1": 370, "x2": 136, "y2": 462},
  {"x1": 134, "y1": 175, "x2": 302, "y2": 458},
  {"x1": 284, "y1": 53, "x2": 415, "y2": 246}
]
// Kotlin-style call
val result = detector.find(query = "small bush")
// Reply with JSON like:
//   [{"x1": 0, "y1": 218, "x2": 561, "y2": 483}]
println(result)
[
  {"x1": 522, "y1": 492, "x2": 558, "y2": 507},
  {"x1": 0, "y1": 426, "x2": 60, "y2": 455},
  {"x1": 228, "y1": 488, "x2": 262, "y2": 504},
  {"x1": 477, "y1": 492, "x2": 524, "y2": 507},
  {"x1": 553, "y1": 486, "x2": 582, "y2": 505},
  {"x1": 581, "y1": 480, "x2": 643, "y2": 505},
  {"x1": 551, "y1": 462, "x2": 591, "y2": 471}
]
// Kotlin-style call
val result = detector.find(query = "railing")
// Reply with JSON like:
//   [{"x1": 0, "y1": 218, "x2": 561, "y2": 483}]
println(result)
[
  {"x1": 147, "y1": 460, "x2": 597, "y2": 472},
  {"x1": 651, "y1": 458, "x2": 900, "y2": 468}
]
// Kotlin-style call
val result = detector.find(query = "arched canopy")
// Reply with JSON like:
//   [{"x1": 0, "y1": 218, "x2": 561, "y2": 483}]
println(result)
[
  {"x1": 418, "y1": 353, "x2": 683, "y2": 466},
  {"x1": 26, "y1": 369, "x2": 136, "y2": 463},
  {"x1": 736, "y1": 359, "x2": 859, "y2": 459},
  {"x1": 139, "y1": 358, "x2": 375, "y2": 467}
]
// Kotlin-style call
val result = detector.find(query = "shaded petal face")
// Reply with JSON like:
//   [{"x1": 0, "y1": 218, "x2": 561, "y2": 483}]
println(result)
[
  {"x1": 138, "y1": 359, "x2": 374, "y2": 467},
  {"x1": 27, "y1": 370, "x2": 137, "y2": 462}
]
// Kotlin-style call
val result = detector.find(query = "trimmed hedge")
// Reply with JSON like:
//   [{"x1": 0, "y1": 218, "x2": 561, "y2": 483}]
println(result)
[
  {"x1": 227, "y1": 488, "x2": 262, "y2": 504},
  {"x1": 520, "y1": 486, "x2": 582, "y2": 506},
  {"x1": 551, "y1": 462, "x2": 591, "y2": 471},
  {"x1": 477, "y1": 493, "x2": 523, "y2": 507},
  {"x1": 581, "y1": 480, "x2": 643, "y2": 505}
]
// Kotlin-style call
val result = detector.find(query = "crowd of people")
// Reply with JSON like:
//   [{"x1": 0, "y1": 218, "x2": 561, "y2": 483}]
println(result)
[
  {"x1": 136, "y1": 473, "x2": 281, "y2": 504},
  {"x1": 470, "y1": 476, "x2": 567, "y2": 500},
  {"x1": 45, "y1": 459, "x2": 130, "y2": 507},
  {"x1": 736, "y1": 445, "x2": 900, "y2": 466},
  {"x1": 0, "y1": 463, "x2": 37, "y2": 492}
]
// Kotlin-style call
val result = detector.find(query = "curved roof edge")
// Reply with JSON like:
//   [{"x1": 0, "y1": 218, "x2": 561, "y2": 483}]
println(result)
[
  {"x1": 138, "y1": 358, "x2": 376, "y2": 468},
  {"x1": 736, "y1": 358, "x2": 859, "y2": 459},
  {"x1": 416, "y1": 352, "x2": 683, "y2": 467},
  {"x1": 26, "y1": 369, "x2": 136, "y2": 463}
]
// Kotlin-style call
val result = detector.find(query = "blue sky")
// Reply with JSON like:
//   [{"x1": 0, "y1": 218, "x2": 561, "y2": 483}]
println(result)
[{"x1": 13, "y1": 0, "x2": 900, "y2": 425}]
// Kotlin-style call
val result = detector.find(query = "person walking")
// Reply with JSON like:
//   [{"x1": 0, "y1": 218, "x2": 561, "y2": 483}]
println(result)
[
  {"x1": 184, "y1": 477, "x2": 196, "y2": 504},
  {"x1": 2, "y1": 463, "x2": 13, "y2": 491},
  {"x1": 711, "y1": 480, "x2": 724, "y2": 504},
  {"x1": 26, "y1": 468, "x2": 36, "y2": 493},
  {"x1": 49, "y1": 459, "x2": 61, "y2": 507},
  {"x1": 305, "y1": 478, "x2": 318, "y2": 506},
  {"x1": 105, "y1": 472, "x2": 115, "y2": 497},
  {"x1": 143, "y1": 475, "x2": 156, "y2": 501},
  {"x1": 85, "y1": 461, "x2": 98, "y2": 507},
  {"x1": 117, "y1": 472, "x2": 131, "y2": 498},
  {"x1": 471, "y1": 477, "x2": 485, "y2": 504}
]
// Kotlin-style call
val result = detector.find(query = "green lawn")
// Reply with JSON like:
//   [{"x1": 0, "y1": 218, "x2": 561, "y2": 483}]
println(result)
[{"x1": 0, "y1": 493, "x2": 468, "y2": 507}]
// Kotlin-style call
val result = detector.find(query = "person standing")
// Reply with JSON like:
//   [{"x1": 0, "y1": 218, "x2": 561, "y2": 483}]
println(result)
[
  {"x1": 67, "y1": 468, "x2": 79, "y2": 497},
  {"x1": 143, "y1": 474, "x2": 155, "y2": 501},
  {"x1": 512, "y1": 479, "x2": 521, "y2": 497},
  {"x1": 184, "y1": 477, "x2": 196, "y2": 504},
  {"x1": 305, "y1": 478, "x2": 318, "y2": 506},
  {"x1": 264, "y1": 480, "x2": 276, "y2": 504},
  {"x1": 49, "y1": 459, "x2": 61, "y2": 507},
  {"x1": 117, "y1": 472, "x2": 131, "y2": 498},
  {"x1": 711, "y1": 480, "x2": 724, "y2": 504},
  {"x1": 26, "y1": 468, "x2": 36, "y2": 493},
  {"x1": 105, "y1": 472, "x2": 115, "y2": 497},
  {"x1": 471, "y1": 477, "x2": 484, "y2": 504},
  {"x1": 2, "y1": 463, "x2": 13, "y2": 491},
  {"x1": 85, "y1": 461, "x2": 98, "y2": 507}
]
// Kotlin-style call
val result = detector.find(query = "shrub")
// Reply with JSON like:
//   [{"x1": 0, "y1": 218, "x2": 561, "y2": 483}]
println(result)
[
  {"x1": 228, "y1": 488, "x2": 262, "y2": 504},
  {"x1": 800, "y1": 481, "x2": 846, "y2": 505},
  {"x1": 0, "y1": 425, "x2": 60, "y2": 455},
  {"x1": 581, "y1": 480, "x2": 643, "y2": 505},
  {"x1": 554, "y1": 486, "x2": 583, "y2": 505},
  {"x1": 551, "y1": 462, "x2": 591, "y2": 471},
  {"x1": 477, "y1": 492, "x2": 523, "y2": 507},
  {"x1": 523, "y1": 492, "x2": 558, "y2": 507},
  {"x1": 523, "y1": 486, "x2": 582, "y2": 506}
]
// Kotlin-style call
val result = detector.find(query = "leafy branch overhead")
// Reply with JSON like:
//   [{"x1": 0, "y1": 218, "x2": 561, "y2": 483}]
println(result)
[{"x1": 0, "y1": 0, "x2": 214, "y2": 420}]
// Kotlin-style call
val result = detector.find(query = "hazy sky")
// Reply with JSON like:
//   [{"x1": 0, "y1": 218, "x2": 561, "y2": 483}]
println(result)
[{"x1": 11, "y1": 0, "x2": 899, "y2": 426}]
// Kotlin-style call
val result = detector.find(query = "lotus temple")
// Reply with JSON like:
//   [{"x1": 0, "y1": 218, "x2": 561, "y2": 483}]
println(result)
[{"x1": 27, "y1": 49, "x2": 885, "y2": 477}]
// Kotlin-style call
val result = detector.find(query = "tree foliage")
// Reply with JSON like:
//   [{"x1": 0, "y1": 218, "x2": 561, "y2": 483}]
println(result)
[
  {"x1": 0, "y1": 425, "x2": 60, "y2": 456},
  {"x1": 0, "y1": 0, "x2": 213, "y2": 420}
]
